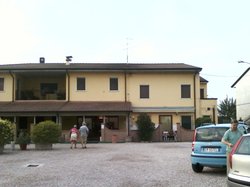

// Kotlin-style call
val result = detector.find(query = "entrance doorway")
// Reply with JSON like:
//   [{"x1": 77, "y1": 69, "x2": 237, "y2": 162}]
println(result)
[
  {"x1": 159, "y1": 115, "x2": 172, "y2": 131},
  {"x1": 85, "y1": 116, "x2": 102, "y2": 142},
  {"x1": 160, "y1": 115, "x2": 173, "y2": 141}
]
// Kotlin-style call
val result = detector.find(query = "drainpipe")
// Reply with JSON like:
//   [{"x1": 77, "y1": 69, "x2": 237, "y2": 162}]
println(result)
[
  {"x1": 66, "y1": 70, "x2": 70, "y2": 101},
  {"x1": 193, "y1": 73, "x2": 197, "y2": 124},
  {"x1": 124, "y1": 71, "x2": 127, "y2": 102},
  {"x1": 124, "y1": 71, "x2": 130, "y2": 137},
  {"x1": 9, "y1": 70, "x2": 15, "y2": 102},
  {"x1": 212, "y1": 107, "x2": 215, "y2": 123}
]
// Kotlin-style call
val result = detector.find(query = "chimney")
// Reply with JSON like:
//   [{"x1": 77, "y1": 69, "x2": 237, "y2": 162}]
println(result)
[{"x1": 40, "y1": 57, "x2": 45, "y2": 63}]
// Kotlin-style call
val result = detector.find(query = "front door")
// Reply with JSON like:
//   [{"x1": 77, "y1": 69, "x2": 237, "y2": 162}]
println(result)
[
  {"x1": 159, "y1": 115, "x2": 172, "y2": 141},
  {"x1": 85, "y1": 116, "x2": 102, "y2": 142},
  {"x1": 159, "y1": 115, "x2": 172, "y2": 131}
]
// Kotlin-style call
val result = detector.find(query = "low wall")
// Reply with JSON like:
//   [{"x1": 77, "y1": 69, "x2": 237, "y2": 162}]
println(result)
[
  {"x1": 129, "y1": 125, "x2": 162, "y2": 142},
  {"x1": 102, "y1": 126, "x2": 127, "y2": 142},
  {"x1": 176, "y1": 124, "x2": 194, "y2": 142}
]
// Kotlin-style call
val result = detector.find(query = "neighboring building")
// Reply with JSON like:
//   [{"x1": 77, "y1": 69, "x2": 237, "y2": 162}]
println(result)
[
  {"x1": 0, "y1": 61, "x2": 217, "y2": 142},
  {"x1": 231, "y1": 67, "x2": 250, "y2": 124}
]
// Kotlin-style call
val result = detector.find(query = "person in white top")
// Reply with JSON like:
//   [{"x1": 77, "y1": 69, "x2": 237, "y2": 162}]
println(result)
[{"x1": 79, "y1": 122, "x2": 89, "y2": 149}]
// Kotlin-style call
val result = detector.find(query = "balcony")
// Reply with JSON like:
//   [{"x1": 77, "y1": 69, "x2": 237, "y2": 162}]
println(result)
[
  {"x1": 15, "y1": 71, "x2": 66, "y2": 101},
  {"x1": 16, "y1": 89, "x2": 66, "y2": 100}
]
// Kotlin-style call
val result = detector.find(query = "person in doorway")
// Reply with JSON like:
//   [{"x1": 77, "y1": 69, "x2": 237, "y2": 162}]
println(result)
[
  {"x1": 221, "y1": 119, "x2": 243, "y2": 173},
  {"x1": 69, "y1": 125, "x2": 79, "y2": 149},
  {"x1": 79, "y1": 122, "x2": 89, "y2": 149}
]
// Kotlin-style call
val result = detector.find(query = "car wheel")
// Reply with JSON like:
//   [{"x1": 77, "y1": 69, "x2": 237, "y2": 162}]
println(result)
[{"x1": 192, "y1": 164, "x2": 204, "y2": 173}]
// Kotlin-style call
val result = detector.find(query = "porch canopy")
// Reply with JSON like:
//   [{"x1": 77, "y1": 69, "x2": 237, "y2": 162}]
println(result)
[{"x1": 0, "y1": 101, "x2": 132, "y2": 116}]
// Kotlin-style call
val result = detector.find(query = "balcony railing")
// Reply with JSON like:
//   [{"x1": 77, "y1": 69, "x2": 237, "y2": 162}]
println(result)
[{"x1": 16, "y1": 89, "x2": 66, "y2": 100}]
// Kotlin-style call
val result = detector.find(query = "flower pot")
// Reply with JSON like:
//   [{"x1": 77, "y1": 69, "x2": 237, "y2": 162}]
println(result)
[
  {"x1": 112, "y1": 135, "x2": 117, "y2": 143},
  {"x1": 0, "y1": 145, "x2": 4, "y2": 154},
  {"x1": 19, "y1": 144, "x2": 27, "y2": 150}
]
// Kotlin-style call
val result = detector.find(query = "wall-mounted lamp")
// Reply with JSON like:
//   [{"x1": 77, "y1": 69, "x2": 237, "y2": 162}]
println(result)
[{"x1": 131, "y1": 116, "x2": 135, "y2": 120}]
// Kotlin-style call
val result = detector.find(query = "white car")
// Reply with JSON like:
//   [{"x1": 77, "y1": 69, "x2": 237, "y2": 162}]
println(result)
[{"x1": 227, "y1": 134, "x2": 250, "y2": 187}]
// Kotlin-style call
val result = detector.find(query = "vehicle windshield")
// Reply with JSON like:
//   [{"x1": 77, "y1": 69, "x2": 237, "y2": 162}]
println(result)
[
  {"x1": 195, "y1": 127, "x2": 228, "y2": 142},
  {"x1": 235, "y1": 136, "x2": 250, "y2": 155},
  {"x1": 238, "y1": 125, "x2": 248, "y2": 134}
]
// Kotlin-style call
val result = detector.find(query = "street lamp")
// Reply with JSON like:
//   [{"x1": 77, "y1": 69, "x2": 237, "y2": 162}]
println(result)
[{"x1": 238, "y1": 60, "x2": 250, "y2": 65}]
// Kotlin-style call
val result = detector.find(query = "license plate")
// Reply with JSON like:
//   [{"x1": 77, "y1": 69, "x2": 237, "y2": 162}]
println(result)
[{"x1": 202, "y1": 148, "x2": 219, "y2": 152}]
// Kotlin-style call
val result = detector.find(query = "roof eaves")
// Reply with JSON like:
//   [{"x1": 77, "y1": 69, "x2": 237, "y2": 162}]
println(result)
[{"x1": 231, "y1": 68, "x2": 250, "y2": 88}]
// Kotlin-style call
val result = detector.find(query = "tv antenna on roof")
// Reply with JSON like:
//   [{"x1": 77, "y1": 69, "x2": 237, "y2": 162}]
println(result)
[
  {"x1": 126, "y1": 38, "x2": 133, "y2": 63},
  {"x1": 66, "y1": 56, "x2": 73, "y2": 65}
]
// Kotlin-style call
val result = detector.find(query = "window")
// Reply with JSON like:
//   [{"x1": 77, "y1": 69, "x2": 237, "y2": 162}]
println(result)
[
  {"x1": 40, "y1": 83, "x2": 57, "y2": 96},
  {"x1": 181, "y1": 116, "x2": 192, "y2": 129},
  {"x1": 236, "y1": 137, "x2": 250, "y2": 155},
  {"x1": 159, "y1": 115, "x2": 172, "y2": 131},
  {"x1": 105, "y1": 116, "x2": 119, "y2": 129},
  {"x1": 0, "y1": 78, "x2": 4, "y2": 91},
  {"x1": 195, "y1": 127, "x2": 228, "y2": 141},
  {"x1": 181, "y1": 85, "x2": 191, "y2": 98},
  {"x1": 200, "y1": 89, "x2": 204, "y2": 99},
  {"x1": 77, "y1": 77, "x2": 85, "y2": 91},
  {"x1": 110, "y1": 78, "x2": 118, "y2": 91},
  {"x1": 140, "y1": 85, "x2": 149, "y2": 98}
]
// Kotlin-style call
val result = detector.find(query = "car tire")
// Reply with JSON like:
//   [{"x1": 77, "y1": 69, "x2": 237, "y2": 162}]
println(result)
[{"x1": 192, "y1": 164, "x2": 204, "y2": 173}]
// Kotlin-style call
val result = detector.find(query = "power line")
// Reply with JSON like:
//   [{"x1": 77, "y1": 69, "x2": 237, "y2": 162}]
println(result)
[{"x1": 200, "y1": 73, "x2": 242, "y2": 78}]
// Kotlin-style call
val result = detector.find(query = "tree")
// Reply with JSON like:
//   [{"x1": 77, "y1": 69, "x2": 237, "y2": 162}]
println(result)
[
  {"x1": 195, "y1": 116, "x2": 212, "y2": 128},
  {"x1": 136, "y1": 113, "x2": 155, "y2": 141},
  {"x1": 217, "y1": 97, "x2": 236, "y2": 123}
]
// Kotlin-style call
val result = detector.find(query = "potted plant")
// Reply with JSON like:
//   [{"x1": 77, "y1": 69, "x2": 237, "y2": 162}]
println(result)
[
  {"x1": 0, "y1": 119, "x2": 14, "y2": 153},
  {"x1": 31, "y1": 120, "x2": 61, "y2": 150},
  {"x1": 16, "y1": 130, "x2": 31, "y2": 150}
]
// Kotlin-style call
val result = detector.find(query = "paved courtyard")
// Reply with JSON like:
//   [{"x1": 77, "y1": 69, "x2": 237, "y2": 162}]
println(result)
[{"x1": 0, "y1": 142, "x2": 227, "y2": 187}]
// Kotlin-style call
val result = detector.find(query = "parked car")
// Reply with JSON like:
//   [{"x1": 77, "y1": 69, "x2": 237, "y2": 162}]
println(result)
[
  {"x1": 227, "y1": 134, "x2": 250, "y2": 187},
  {"x1": 191, "y1": 123, "x2": 248, "y2": 173}
]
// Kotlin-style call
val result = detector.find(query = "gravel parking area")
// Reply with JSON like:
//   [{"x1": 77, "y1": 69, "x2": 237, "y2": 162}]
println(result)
[{"x1": 0, "y1": 142, "x2": 227, "y2": 187}]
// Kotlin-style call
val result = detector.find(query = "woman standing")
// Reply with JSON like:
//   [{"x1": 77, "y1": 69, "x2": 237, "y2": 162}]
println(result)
[{"x1": 69, "y1": 125, "x2": 79, "y2": 149}]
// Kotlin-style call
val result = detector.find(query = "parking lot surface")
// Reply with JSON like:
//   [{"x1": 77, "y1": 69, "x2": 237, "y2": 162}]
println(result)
[{"x1": 0, "y1": 142, "x2": 227, "y2": 187}]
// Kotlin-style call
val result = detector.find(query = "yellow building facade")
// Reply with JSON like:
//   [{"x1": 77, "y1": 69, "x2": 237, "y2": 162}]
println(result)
[{"x1": 0, "y1": 63, "x2": 217, "y2": 142}]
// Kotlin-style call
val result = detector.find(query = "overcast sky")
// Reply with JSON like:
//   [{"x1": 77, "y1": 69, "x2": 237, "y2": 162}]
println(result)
[{"x1": 1, "y1": 0, "x2": 250, "y2": 102}]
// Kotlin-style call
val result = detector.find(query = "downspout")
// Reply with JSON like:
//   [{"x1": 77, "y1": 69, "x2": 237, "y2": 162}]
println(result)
[
  {"x1": 193, "y1": 73, "x2": 197, "y2": 124},
  {"x1": 9, "y1": 70, "x2": 15, "y2": 102},
  {"x1": 124, "y1": 70, "x2": 130, "y2": 136},
  {"x1": 212, "y1": 107, "x2": 215, "y2": 123},
  {"x1": 66, "y1": 70, "x2": 70, "y2": 101}
]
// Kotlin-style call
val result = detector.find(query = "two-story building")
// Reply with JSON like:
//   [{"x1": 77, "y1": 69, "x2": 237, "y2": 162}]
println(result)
[
  {"x1": 0, "y1": 61, "x2": 217, "y2": 142},
  {"x1": 231, "y1": 67, "x2": 250, "y2": 124}
]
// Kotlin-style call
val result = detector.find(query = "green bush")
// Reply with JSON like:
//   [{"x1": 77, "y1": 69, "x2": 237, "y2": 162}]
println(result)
[
  {"x1": 195, "y1": 116, "x2": 212, "y2": 128},
  {"x1": 0, "y1": 119, "x2": 14, "y2": 146},
  {"x1": 16, "y1": 130, "x2": 31, "y2": 145},
  {"x1": 136, "y1": 113, "x2": 155, "y2": 141},
  {"x1": 31, "y1": 120, "x2": 61, "y2": 144}
]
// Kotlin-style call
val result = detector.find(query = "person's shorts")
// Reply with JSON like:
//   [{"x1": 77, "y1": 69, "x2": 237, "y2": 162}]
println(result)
[
  {"x1": 70, "y1": 133, "x2": 77, "y2": 141},
  {"x1": 80, "y1": 135, "x2": 87, "y2": 142}
]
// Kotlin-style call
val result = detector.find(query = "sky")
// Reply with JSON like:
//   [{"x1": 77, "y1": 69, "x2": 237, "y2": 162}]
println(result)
[{"x1": 1, "y1": 0, "x2": 250, "y2": 103}]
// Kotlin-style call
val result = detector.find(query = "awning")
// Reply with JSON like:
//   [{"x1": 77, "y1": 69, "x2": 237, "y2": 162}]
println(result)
[{"x1": 0, "y1": 101, "x2": 132, "y2": 116}]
